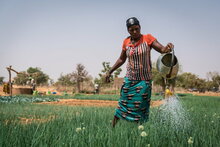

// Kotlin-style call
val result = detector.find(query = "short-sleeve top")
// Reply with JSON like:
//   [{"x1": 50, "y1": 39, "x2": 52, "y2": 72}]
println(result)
[{"x1": 122, "y1": 34, "x2": 156, "y2": 81}]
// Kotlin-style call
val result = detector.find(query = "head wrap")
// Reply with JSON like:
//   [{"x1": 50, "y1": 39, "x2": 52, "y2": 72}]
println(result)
[{"x1": 126, "y1": 17, "x2": 140, "y2": 28}]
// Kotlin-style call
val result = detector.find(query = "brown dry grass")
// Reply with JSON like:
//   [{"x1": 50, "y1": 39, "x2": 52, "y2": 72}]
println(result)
[
  {"x1": 17, "y1": 115, "x2": 56, "y2": 125},
  {"x1": 4, "y1": 115, "x2": 56, "y2": 125},
  {"x1": 37, "y1": 99, "x2": 164, "y2": 108}
]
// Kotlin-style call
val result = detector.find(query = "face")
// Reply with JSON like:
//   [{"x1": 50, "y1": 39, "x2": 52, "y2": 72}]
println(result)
[{"x1": 128, "y1": 25, "x2": 141, "y2": 39}]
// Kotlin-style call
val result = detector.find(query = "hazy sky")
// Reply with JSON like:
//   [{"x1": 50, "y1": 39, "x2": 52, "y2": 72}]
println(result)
[{"x1": 1, "y1": 0, "x2": 220, "y2": 82}]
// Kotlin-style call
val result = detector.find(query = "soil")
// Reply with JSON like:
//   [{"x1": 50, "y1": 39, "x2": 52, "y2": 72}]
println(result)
[
  {"x1": 37, "y1": 99, "x2": 164, "y2": 107},
  {"x1": 189, "y1": 91, "x2": 220, "y2": 97},
  {"x1": 1, "y1": 85, "x2": 220, "y2": 97}
]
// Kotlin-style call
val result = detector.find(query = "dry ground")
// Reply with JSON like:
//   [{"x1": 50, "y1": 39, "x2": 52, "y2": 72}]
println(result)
[
  {"x1": 1, "y1": 85, "x2": 220, "y2": 97},
  {"x1": 37, "y1": 99, "x2": 164, "y2": 107}
]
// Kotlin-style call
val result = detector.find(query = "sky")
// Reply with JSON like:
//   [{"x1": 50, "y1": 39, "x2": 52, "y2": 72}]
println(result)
[{"x1": 1, "y1": 0, "x2": 220, "y2": 82}]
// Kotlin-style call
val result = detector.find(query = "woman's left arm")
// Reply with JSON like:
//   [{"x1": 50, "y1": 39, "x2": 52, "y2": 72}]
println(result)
[{"x1": 151, "y1": 40, "x2": 174, "y2": 53}]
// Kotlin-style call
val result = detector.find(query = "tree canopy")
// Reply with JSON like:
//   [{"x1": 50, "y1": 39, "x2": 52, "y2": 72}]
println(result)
[
  {"x1": 95, "y1": 62, "x2": 122, "y2": 85},
  {"x1": 71, "y1": 64, "x2": 90, "y2": 92},
  {"x1": 14, "y1": 67, "x2": 49, "y2": 85},
  {"x1": 56, "y1": 73, "x2": 75, "y2": 86},
  {"x1": 0, "y1": 77, "x2": 4, "y2": 84}
]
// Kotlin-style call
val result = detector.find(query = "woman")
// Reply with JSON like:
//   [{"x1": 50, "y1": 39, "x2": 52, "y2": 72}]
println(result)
[{"x1": 105, "y1": 17, "x2": 174, "y2": 127}]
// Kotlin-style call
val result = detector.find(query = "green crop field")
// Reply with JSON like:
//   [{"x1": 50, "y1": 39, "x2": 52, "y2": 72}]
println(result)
[{"x1": 0, "y1": 94, "x2": 220, "y2": 147}]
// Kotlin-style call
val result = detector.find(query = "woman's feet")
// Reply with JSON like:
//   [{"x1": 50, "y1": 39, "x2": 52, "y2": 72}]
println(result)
[{"x1": 112, "y1": 116, "x2": 119, "y2": 128}]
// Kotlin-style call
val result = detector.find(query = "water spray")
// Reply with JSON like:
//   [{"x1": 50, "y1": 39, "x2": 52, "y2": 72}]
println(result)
[{"x1": 155, "y1": 50, "x2": 191, "y2": 131}]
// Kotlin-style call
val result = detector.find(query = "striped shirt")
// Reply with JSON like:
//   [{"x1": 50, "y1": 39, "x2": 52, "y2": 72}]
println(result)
[{"x1": 122, "y1": 34, "x2": 156, "y2": 81}]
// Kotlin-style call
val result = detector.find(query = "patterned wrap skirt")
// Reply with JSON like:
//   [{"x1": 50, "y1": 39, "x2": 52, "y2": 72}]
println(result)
[{"x1": 114, "y1": 77, "x2": 152, "y2": 123}]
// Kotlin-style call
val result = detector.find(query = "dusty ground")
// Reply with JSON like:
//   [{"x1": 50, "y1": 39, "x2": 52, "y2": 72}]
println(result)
[
  {"x1": 38, "y1": 99, "x2": 164, "y2": 107},
  {"x1": 4, "y1": 100, "x2": 163, "y2": 125},
  {"x1": 1, "y1": 85, "x2": 220, "y2": 97},
  {"x1": 0, "y1": 86, "x2": 5, "y2": 96}
]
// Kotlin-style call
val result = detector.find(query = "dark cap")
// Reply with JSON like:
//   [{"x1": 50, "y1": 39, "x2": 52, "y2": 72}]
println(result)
[{"x1": 126, "y1": 17, "x2": 140, "y2": 28}]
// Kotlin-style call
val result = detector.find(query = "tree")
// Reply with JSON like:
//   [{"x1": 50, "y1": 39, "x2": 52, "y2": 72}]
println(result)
[
  {"x1": 71, "y1": 64, "x2": 89, "y2": 93},
  {"x1": 56, "y1": 73, "x2": 75, "y2": 86},
  {"x1": 177, "y1": 72, "x2": 198, "y2": 89},
  {"x1": 205, "y1": 81, "x2": 216, "y2": 91},
  {"x1": 213, "y1": 75, "x2": 220, "y2": 90},
  {"x1": 95, "y1": 62, "x2": 122, "y2": 85},
  {"x1": 195, "y1": 78, "x2": 206, "y2": 92},
  {"x1": 206, "y1": 71, "x2": 220, "y2": 91},
  {"x1": 49, "y1": 79, "x2": 54, "y2": 86},
  {"x1": 27, "y1": 67, "x2": 49, "y2": 85},
  {"x1": 14, "y1": 67, "x2": 49, "y2": 85},
  {"x1": 114, "y1": 68, "x2": 122, "y2": 78},
  {"x1": 0, "y1": 77, "x2": 4, "y2": 84},
  {"x1": 151, "y1": 64, "x2": 163, "y2": 86},
  {"x1": 14, "y1": 71, "x2": 28, "y2": 85}
]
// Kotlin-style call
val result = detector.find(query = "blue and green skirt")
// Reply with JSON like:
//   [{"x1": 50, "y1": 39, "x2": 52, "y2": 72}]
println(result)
[{"x1": 115, "y1": 77, "x2": 152, "y2": 123}]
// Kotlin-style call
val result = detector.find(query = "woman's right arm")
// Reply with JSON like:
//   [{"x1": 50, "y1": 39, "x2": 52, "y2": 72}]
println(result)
[
  {"x1": 151, "y1": 40, "x2": 174, "y2": 53},
  {"x1": 105, "y1": 50, "x2": 127, "y2": 83}
]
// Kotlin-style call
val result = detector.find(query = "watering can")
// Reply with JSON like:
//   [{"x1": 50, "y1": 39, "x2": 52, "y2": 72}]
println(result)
[{"x1": 156, "y1": 49, "x2": 179, "y2": 79}]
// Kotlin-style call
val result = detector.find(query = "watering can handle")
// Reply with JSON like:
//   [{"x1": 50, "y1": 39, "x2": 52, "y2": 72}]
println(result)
[
  {"x1": 166, "y1": 48, "x2": 175, "y2": 79},
  {"x1": 171, "y1": 48, "x2": 174, "y2": 66}
]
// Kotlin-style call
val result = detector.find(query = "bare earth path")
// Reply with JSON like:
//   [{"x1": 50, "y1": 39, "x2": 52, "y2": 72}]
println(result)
[{"x1": 38, "y1": 99, "x2": 164, "y2": 107}]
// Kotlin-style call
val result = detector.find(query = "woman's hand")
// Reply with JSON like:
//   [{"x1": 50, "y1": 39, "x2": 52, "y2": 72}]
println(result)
[
  {"x1": 105, "y1": 72, "x2": 111, "y2": 83},
  {"x1": 164, "y1": 43, "x2": 174, "y2": 53}
]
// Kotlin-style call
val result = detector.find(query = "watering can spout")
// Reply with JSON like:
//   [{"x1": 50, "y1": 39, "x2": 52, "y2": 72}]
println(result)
[
  {"x1": 156, "y1": 49, "x2": 179, "y2": 80},
  {"x1": 165, "y1": 88, "x2": 174, "y2": 98}
]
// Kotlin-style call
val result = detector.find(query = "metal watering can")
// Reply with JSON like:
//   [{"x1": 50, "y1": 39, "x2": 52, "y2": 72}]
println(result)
[{"x1": 156, "y1": 49, "x2": 179, "y2": 79}]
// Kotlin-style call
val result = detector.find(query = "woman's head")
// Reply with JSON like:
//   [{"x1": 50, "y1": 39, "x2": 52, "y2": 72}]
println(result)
[
  {"x1": 126, "y1": 17, "x2": 141, "y2": 39},
  {"x1": 126, "y1": 17, "x2": 140, "y2": 28}
]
